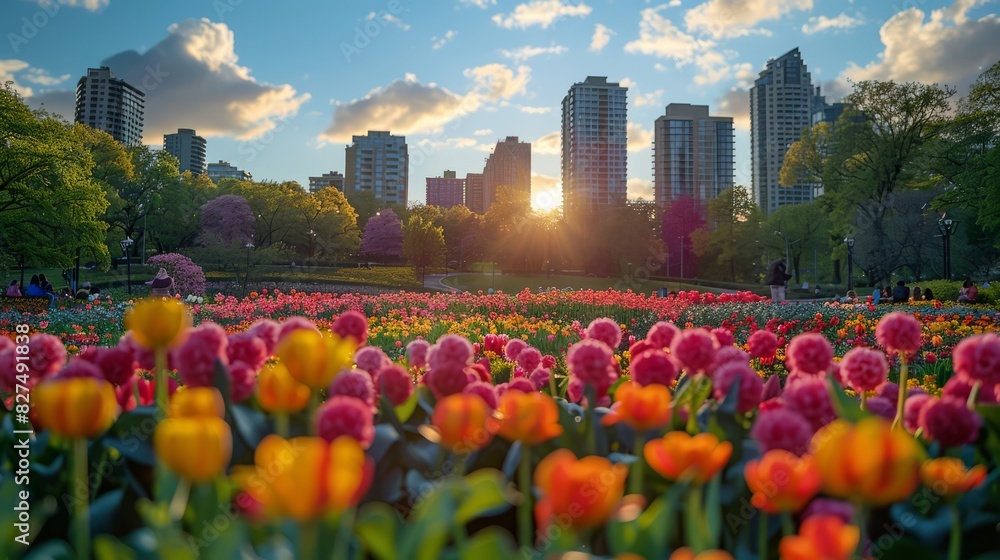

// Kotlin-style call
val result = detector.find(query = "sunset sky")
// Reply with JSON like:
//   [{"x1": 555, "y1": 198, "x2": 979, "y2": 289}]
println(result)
[{"x1": 3, "y1": 0, "x2": 999, "y2": 210}]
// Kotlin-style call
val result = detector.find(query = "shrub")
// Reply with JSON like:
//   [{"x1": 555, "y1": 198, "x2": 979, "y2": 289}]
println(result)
[{"x1": 147, "y1": 253, "x2": 206, "y2": 296}]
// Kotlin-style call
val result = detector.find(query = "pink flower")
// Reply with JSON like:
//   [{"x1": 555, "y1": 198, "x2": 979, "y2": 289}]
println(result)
[
  {"x1": 0, "y1": 350, "x2": 21, "y2": 393},
  {"x1": 92, "y1": 346, "x2": 137, "y2": 387},
  {"x1": 332, "y1": 310, "x2": 369, "y2": 346},
  {"x1": 785, "y1": 333, "x2": 833, "y2": 375},
  {"x1": 227, "y1": 332, "x2": 269, "y2": 372},
  {"x1": 247, "y1": 319, "x2": 281, "y2": 356},
  {"x1": 750, "y1": 407, "x2": 813, "y2": 456},
  {"x1": 329, "y1": 368, "x2": 376, "y2": 410},
  {"x1": 355, "y1": 346, "x2": 391, "y2": 377},
  {"x1": 529, "y1": 368, "x2": 550, "y2": 391},
  {"x1": 711, "y1": 327, "x2": 734, "y2": 348},
  {"x1": 463, "y1": 382, "x2": 498, "y2": 409},
  {"x1": 504, "y1": 338, "x2": 528, "y2": 362},
  {"x1": 56, "y1": 358, "x2": 103, "y2": 380},
  {"x1": 586, "y1": 318, "x2": 623, "y2": 349},
  {"x1": 567, "y1": 338, "x2": 615, "y2": 388},
  {"x1": 708, "y1": 347, "x2": 751, "y2": 379},
  {"x1": 628, "y1": 339, "x2": 655, "y2": 357},
  {"x1": 669, "y1": 328, "x2": 718, "y2": 374},
  {"x1": 428, "y1": 334, "x2": 474, "y2": 373},
  {"x1": 28, "y1": 334, "x2": 67, "y2": 378},
  {"x1": 541, "y1": 354, "x2": 557, "y2": 369},
  {"x1": 566, "y1": 377, "x2": 611, "y2": 407},
  {"x1": 875, "y1": 312, "x2": 923, "y2": 355},
  {"x1": 379, "y1": 364, "x2": 414, "y2": 406},
  {"x1": 315, "y1": 396, "x2": 375, "y2": 449},
  {"x1": 712, "y1": 361, "x2": 764, "y2": 413},
  {"x1": 277, "y1": 317, "x2": 319, "y2": 342},
  {"x1": 516, "y1": 346, "x2": 542, "y2": 373},
  {"x1": 919, "y1": 397, "x2": 982, "y2": 448},
  {"x1": 229, "y1": 361, "x2": 256, "y2": 403},
  {"x1": 865, "y1": 396, "x2": 895, "y2": 419},
  {"x1": 507, "y1": 377, "x2": 536, "y2": 394},
  {"x1": 840, "y1": 347, "x2": 889, "y2": 393},
  {"x1": 465, "y1": 363, "x2": 491, "y2": 384},
  {"x1": 942, "y1": 376, "x2": 1000, "y2": 405},
  {"x1": 423, "y1": 366, "x2": 470, "y2": 400},
  {"x1": 747, "y1": 330, "x2": 779, "y2": 360},
  {"x1": 762, "y1": 375, "x2": 782, "y2": 402},
  {"x1": 406, "y1": 339, "x2": 431, "y2": 369},
  {"x1": 646, "y1": 321, "x2": 680, "y2": 350},
  {"x1": 904, "y1": 394, "x2": 934, "y2": 434},
  {"x1": 875, "y1": 382, "x2": 900, "y2": 406},
  {"x1": 483, "y1": 333, "x2": 507, "y2": 354},
  {"x1": 629, "y1": 349, "x2": 677, "y2": 387},
  {"x1": 174, "y1": 323, "x2": 229, "y2": 387},
  {"x1": 0, "y1": 337, "x2": 13, "y2": 354},
  {"x1": 782, "y1": 376, "x2": 836, "y2": 431},
  {"x1": 952, "y1": 333, "x2": 1000, "y2": 388}
]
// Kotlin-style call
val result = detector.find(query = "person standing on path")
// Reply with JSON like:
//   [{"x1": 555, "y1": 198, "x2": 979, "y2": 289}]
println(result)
[{"x1": 765, "y1": 258, "x2": 793, "y2": 302}]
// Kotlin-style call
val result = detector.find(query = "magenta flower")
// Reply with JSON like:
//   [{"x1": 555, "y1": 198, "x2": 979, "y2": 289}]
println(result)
[
  {"x1": 247, "y1": 319, "x2": 281, "y2": 356},
  {"x1": 785, "y1": 333, "x2": 833, "y2": 376},
  {"x1": 329, "y1": 368, "x2": 377, "y2": 410},
  {"x1": 875, "y1": 312, "x2": 923, "y2": 355},
  {"x1": 463, "y1": 381, "x2": 498, "y2": 409},
  {"x1": 355, "y1": 346, "x2": 391, "y2": 377},
  {"x1": 227, "y1": 332, "x2": 269, "y2": 372},
  {"x1": 750, "y1": 407, "x2": 813, "y2": 456},
  {"x1": 747, "y1": 330, "x2": 779, "y2": 360},
  {"x1": 952, "y1": 333, "x2": 1000, "y2": 388},
  {"x1": 28, "y1": 334, "x2": 67, "y2": 378},
  {"x1": 504, "y1": 338, "x2": 528, "y2": 362},
  {"x1": 332, "y1": 310, "x2": 369, "y2": 346},
  {"x1": 516, "y1": 346, "x2": 542, "y2": 373},
  {"x1": 56, "y1": 358, "x2": 103, "y2": 380},
  {"x1": 840, "y1": 347, "x2": 889, "y2": 393},
  {"x1": 315, "y1": 396, "x2": 375, "y2": 449},
  {"x1": 669, "y1": 328, "x2": 718, "y2": 374},
  {"x1": 229, "y1": 361, "x2": 256, "y2": 403},
  {"x1": 379, "y1": 364, "x2": 414, "y2": 406},
  {"x1": 919, "y1": 397, "x2": 982, "y2": 448},
  {"x1": 567, "y1": 338, "x2": 615, "y2": 388},
  {"x1": 712, "y1": 361, "x2": 763, "y2": 414},
  {"x1": 586, "y1": 317, "x2": 623, "y2": 349},
  {"x1": 406, "y1": 339, "x2": 431, "y2": 369},
  {"x1": 711, "y1": 327, "x2": 734, "y2": 348},
  {"x1": 904, "y1": 394, "x2": 934, "y2": 434},
  {"x1": 174, "y1": 323, "x2": 229, "y2": 388},
  {"x1": 782, "y1": 376, "x2": 836, "y2": 431},
  {"x1": 646, "y1": 321, "x2": 680, "y2": 350}
]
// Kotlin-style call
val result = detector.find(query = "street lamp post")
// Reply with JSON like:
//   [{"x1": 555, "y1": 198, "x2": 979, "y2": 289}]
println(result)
[
  {"x1": 245, "y1": 242, "x2": 255, "y2": 296},
  {"x1": 845, "y1": 237, "x2": 855, "y2": 293},
  {"x1": 937, "y1": 218, "x2": 957, "y2": 280},
  {"x1": 120, "y1": 236, "x2": 134, "y2": 295}
]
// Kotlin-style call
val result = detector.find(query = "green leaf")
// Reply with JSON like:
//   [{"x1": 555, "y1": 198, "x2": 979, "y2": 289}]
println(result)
[
  {"x1": 827, "y1": 379, "x2": 871, "y2": 423},
  {"x1": 706, "y1": 471, "x2": 723, "y2": 548},
  {"x1": 23, "y1": 540, "x2": 75, "y2": 560},
  {"x1": 93, "y1": 535, "x2": 137, "y2": 560},
  {"x1": 395, "y1": 390, "x2": 421, "y2": 423},
  {"x1": 355, "y1": 503, "x2": 402, "y2": 560},
  {"x1": 459, "y1": 527, "x2": 516, "y2": 560},
  {"x1": 455, "y1": 469, "x2": 513, "y2": 525}
]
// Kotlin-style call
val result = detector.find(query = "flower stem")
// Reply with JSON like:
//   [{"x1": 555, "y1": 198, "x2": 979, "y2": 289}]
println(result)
[
  {"x1": 685, "y1": 484, "x2": 707, "y2": 553},
  {"x1": 630, "y1": 431, "x2": 644, "y2": 496},
  {"x1": 168, "y1": 478, "x2": 191, "y2": 520},
  {"x1": 301, "y1": 519, "x2": 319, "y2": 560},
  {"x1": 686, "y1": 375, "x2": 704, "y2": 434},
  {"x1": 71, "y1": 438, "x2": 90, "y2": 560},
  {"x1": 758, "y1": 511, "x2": 768, "y2": 560},
  {"x1": 893, "y1": 354, "x2": 908, "y2": 430},
  {"x1": 966, "y1": 380, "x2": 982, "y2": 410},
  {"x1": 780, "y1": 512, "x2": 795, "y2": 537},
  {"x1": 333, "y1": 509, "x2": 355, "y2": 560},
  {"x1": 518, "y1": 445, "x2": 533, "y2": 549},
  {"x1": 154, "y1": 347, "x2": 168, "y2": 505},
  {"x1": 948, "y1": 504, "x2": 961, "y2": 560},
  {"x1": 853, "y1": 504, "x2": 867, "y2": 558},
  {"x1": 275, "y1": 412, "x2": 290, "y2": 438}
]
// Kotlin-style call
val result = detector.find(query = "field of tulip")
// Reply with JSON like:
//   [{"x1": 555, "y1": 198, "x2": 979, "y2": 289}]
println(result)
[{"x1": 2, "y1": 289, "x2": 1000, "y2": 559}]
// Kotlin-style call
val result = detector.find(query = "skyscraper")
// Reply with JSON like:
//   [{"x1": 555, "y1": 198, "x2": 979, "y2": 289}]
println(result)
[
  {"x1": 207, "y1": 160, "x2": 252, "y2": 183},
  {"x1": 163, "y1": 128, "x2": 207, "y2": 175},
  {"x1": 426, "y1": 170, "x2": 465, "y2": 209},
  {"x1": 561, "y1": 76, "x2": 628, "y2": 223},
  {"x1": 344, "y1": 131, "x2": 408, "y2": 206},
  {"x1": 308, "y1": 171, "x2": 345, "y2": 193},
  {"x1": 75, "y1": 67, "x2": 145, "y2": 146},
  {"x1": 750, "y1": 48, "x2": 818, "y2": 215},
  {"x1": 465, "y1": 172, "x2": 485, "y2": 214},
  {"x1": 482, "y1": 136, "x2": 531, "y2": 212},
  {"x1": 653, "y1": 104, "x2": 734, "y2": 205}
]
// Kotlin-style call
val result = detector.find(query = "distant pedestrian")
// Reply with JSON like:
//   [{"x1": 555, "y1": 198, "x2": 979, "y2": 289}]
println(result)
[
  {"x1": 765, "y1": 258, "x2": 793, "y2": 302},
  {"x1": 6, "y1": 280, "x2": 21, "y2": 297}
]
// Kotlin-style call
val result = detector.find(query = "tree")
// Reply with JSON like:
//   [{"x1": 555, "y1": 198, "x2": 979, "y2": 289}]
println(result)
[
  {"x1": 661, "y1": 197, "x2": 705, "y2": 279},
  {"x1": 148, "y1": 171, "x2": 217, "y2": 253},
  {"x1": 763, "y1": 201, "x2": 831, "y2": 285},
  {"x1": 403, "y1": 214, "x2": 445, "y2": 279},
  {"x1": 301, "y1": 187, "x2": 362, "y2": 263},
  {"x1": 483, "y1": 186, "x2": 531, "y2": 269},
  {"x1": 224, "y1": 179, "x2": 309, "y2": 252},
  {"x1": 690, "y1": 187, "x2": 763, "y2": 283},
  {"x1": 200, "y1": 194, "x2": 255, "y2": 245},
  {"x1": 441, "y1": 205, "x2": 482, "y2": 271},
  {"x1": 0, "y1": 85, "x2": 110, "y2": 273},
  {"x1": 360, "y1": 208, "x2": 403, "y2": 262}
]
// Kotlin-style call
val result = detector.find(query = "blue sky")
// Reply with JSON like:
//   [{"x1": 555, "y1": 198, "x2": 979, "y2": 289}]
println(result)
[{"x1": 3, "y1": 0, "x2": 999, "y2": 210}]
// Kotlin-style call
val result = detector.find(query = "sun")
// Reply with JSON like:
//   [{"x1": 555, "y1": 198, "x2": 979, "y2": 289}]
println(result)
[{"x1": 531, "y1": 187, "x2": 562, "y2": 212}]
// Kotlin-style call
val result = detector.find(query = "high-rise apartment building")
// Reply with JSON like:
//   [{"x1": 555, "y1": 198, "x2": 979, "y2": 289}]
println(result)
[
  {"x1": 482, "y1": 136, "x2": 531, "y2": 212},
  {"x1": 465, "y1": 173, "x2": 485, "y2": 214},
  {"x1": 653, "y1": 104, "x2": 734, "y2": 205},
  {"x1": 750, "y1": 48, "x2": 818, "y2": 215},
  {"x1": 426, "y1": 170, "x2": 465, "y2": 209},
  {"x1": 163, "y1": 128, "x2": 207, "y2": 175},
  {"x1": 308, "y1": 171, "x2": 345, "y2": 193},
  {"x1": 207, "y1": 160, "x2": 252, "y2": 183},
  {"x1": 561, "y1": 76, "x2": 628, "y2": 222},
  {"x1": 344, "y1": 131, "x2": 408, "y2": 206},
  {"x1": 74, "y1": 66, "x2": 145, "y2": 146}
]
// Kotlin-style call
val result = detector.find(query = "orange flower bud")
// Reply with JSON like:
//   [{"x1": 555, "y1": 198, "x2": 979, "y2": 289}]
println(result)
[
  {"x1": 275, "y1": 329, "x2": 355, "y2": 390},
  {"x1": 533, "y1": 449, "x2": 627, "y2": 532},
  {"x1": 668, "y1": 548, "x2": 735, "y2": 560},
  {"x1": 488, "y1": 391, "x2": 563, "y2": 445},
  {"x1": 744, "y1": 450, "x2": 821, "y2": 513},
  {"x1": 32, "y1": 377, "x2": 117, "y2": 439},
  {"x1": 779, "y1": 514, "x2": 859, "y2": 560},
  {"x1": 256, "y1": 363, "x2": 311, "y2": 413},
  {"x1": 644, "y1": 431, "x2": 732, "y2": 484},
  {"x1": 169, "y1": 387, "x2": 225, "y2": 418},
  {"x1": 920, "y1": 458, "x2": 986, "y2": 499},
  {"x1": 602, "y1": 382, "x2": 672, "y2": 432},
  {"x1": 430, "y1": 393, "x2": 493, "y2": 454},
  {"x1": 125, "y1": 298, "x2": 190, "y2": 350},
  {"x1": 811, "y1": 418, "x2": 925, "y2": 506},
  {"x1": 155, "y1": 416, "x2": 232, "y2": 483}
]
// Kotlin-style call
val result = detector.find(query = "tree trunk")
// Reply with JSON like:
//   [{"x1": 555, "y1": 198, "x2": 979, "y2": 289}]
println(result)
[{"x1": 833, "y1": 258, "x2": 842, "y2": 284}]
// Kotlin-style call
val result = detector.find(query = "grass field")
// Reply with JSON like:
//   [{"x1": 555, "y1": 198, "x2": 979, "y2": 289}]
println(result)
[{"x1": 440, "y1": 272, "x2": 702, "y2": 294}]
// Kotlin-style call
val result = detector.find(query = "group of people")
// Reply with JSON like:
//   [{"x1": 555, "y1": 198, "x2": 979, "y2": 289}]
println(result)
[
  {"x1": 5, "y1": 274, "x2": 98, "y2": 306},
  {"x1": 869, "y1": 281, "x2": 936, "y2": 304}
]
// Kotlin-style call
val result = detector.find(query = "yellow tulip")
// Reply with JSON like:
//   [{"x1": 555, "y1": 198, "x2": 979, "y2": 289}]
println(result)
[
  {"x1": 256, "y1": 363, "x2": 311, "y2": 413},
  {"x1": 33, "y1": 377, "x2": 118, "y2": 439},
  {"x1": 169, "y1": 387, "x2": 225, "y2": 418},
  {"x1": 125, "y1": 298, "x2": 190, "y2": 350},
  {"x1": 155, "y1": 416, "x2": 232, "y2": 483},
  {"x1": 274, "y1": 329, "x2": 356, "y2": 390}
]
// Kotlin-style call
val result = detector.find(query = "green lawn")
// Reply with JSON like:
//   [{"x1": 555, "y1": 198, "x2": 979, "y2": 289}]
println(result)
[{"x1": 441, "y1": 273, "x2": 701, "y2": 294}]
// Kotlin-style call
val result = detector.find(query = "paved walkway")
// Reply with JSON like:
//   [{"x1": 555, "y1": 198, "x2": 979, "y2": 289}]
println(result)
[{"x1": 424, "y1": 273, "x2": 460, "y2": 293}]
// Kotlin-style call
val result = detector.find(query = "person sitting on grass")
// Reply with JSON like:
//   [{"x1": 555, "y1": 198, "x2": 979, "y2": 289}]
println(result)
[
  {"x1": 75, "y1": 281, "x2": 92, "y2": 300},
  {"x1": 146, "y1": 268, "x2": 174, "y2": 297},
  {"x1": 912, "y1": 286, "x2": 922, "y2": 302},
  {"x1": 6, "y1": 280, "x2": 21, "y2": 297},
  {"x1": 958, "y1": 279, "x2": 978, "y2": 303},
  {"x1": 892, "y1": 280, "x2": 910, "y2": 303},
  {"x1": 923, "y1": 287, "x2": 935, "y2": 302}
]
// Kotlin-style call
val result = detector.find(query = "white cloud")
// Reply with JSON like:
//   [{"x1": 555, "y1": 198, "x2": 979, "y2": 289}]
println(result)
[
  {"x1": 35, "y1": 0, "x2": 107, "y2": 11},
  {"x1": 416, "y1": 137, "x2": 481, "y2": 150},
  {"x1": 633, "y1": 89, "x2": 664, "y2": 107},
  {"x1": 619, "y1": 77, "x2": 637, "y2": 88},
  {"x1": 29, "y1": 19, "x2": 309, "y2": 141},
  {"x1": 492, "y1": 0, "x2": 593, "y2": 30},
  {"x1": 684, "y1": 0, "x2": 813, "y2": 39},
  {"x1": 366, "y1": 11, "x2": 411, "y2": 31},
  {"x1": 519, "y1": 105, "x2": 551, "y2": 114},
  {"x1": 801, "y1": 13, "x2": 863, "y2": 35},
  {"x1": 0, "y1": 59, "x2": 34, "y2": 97},
  {"x1": 628, "y1": 177, "x2": 654, "y2": 200},
  {"x1": 473, "y1": 128, "x2": 494, "y2": 136},
  {"x1": 625, "y1": 6, "x2": 708, "y2": 63},
  {"x1": 589, "y1": 23, "x2": 614, "y2": 52},
  {"x1": 432, "y1": 30, "x2": 457, "y2": 50},
  {"x1": 840, "y1": 0, "x2": 1000, "y2": 94},
  {"x1": 653, "y1": 62, "x2": 668, "y2": 71},
  {"x1": 534, "y1": 131, "x2": 561, "y2": 154},
  {"x1": 627, "y1": 122, "x2": 653, "y2": 152},
  {"x1": 22, "y1": 68, "x2": 71, "y2": 86},
  {"x1": 715, "y1": 87, "x2": 750, "y2": 131},
  {"x1": 500, "y1": 44, "x2": 568, "y2": 62},
  {"x1": 463, "y1": 63, "x2": 532, "y2": 100},
  {"x1": 459, "y1": 0, "x2": 495, "y2": 8},
  {"x1": 668, "y1": 0, "x2": 682, "y2": 6}
]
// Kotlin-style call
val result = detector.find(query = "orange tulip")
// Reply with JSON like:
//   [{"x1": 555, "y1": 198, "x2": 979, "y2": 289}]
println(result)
[
  {"x1": 644, "y1": 431, "x2": 732, "y2": 484},
  {"x1": 779, "y1": 514, "x2": 859, "y2": 560},
  {"x1": 125, "y1": 297, "x2": 190, "y2": 350},
  {"x1": 602, "y1": 382, "x2": 672, "y2": 432},
  {"x1": 274, "y1": 329, "x2": 356, "y2": 390},
  {"x1": 744, "y1": 450, "x2": 821, "y2": 514},
  {"x1": 533, "y1": 449, "x2": 627, "y2": 532},
  {"x1": 256, "y1": 363, "x2": 311, "y2": 413},
  {"x1": 232, "y1": 435, "x2": 373, "y2": 521},
  {"x1": 33, "y1": 377, "x2": 118, "y2": 439},
  {"x1": 811, "y1": 418, "x2": 925, "y2": 506},
  {"x1": 488, "y1": 391, "x2": 564, "y2": 445},
  {"x1": 669, "y1": 548, "x2": 735, "y2": 560},
  {"x1": 920, "y1": 458, "x2": 987, "y2": 499},
  {"x1": 169, "y1": 386, "x2": 225, "y2": 418},
  {"x1": 156, "y1": 387, "x2": 231, "y2": 483},
  {"x1": 431, "y1": 393, "x2": 493, "y2": 454}
]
